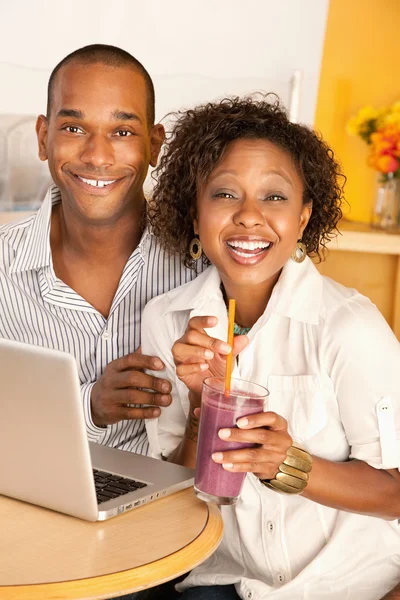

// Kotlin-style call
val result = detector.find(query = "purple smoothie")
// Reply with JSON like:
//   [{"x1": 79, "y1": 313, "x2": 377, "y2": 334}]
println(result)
[{"x1": 194, "y1": 378, "x2": 267, "y2": 504}]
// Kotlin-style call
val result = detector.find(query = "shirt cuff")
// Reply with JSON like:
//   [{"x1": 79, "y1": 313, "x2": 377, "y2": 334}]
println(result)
[
  {"x1": 350, "y1": 439, "x2": 400, "y2": 470},
  {"x1": 81, "y1": 382, "x2": 109, "y2": 442},
  {"x1": 350, "y1": 397, "x2": 400, "y2": 469}
]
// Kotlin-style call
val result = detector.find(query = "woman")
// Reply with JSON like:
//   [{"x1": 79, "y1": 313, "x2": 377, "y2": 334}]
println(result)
[{"x1": 141, "y1": 96, "x2": 400, "y2": 599}]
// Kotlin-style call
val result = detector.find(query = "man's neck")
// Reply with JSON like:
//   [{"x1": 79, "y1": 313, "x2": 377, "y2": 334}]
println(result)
[
  {"x1": 49, "y1": 197, "x2": 146, "y2": 317},
  {"x1": 51, "y1": 199, "x2": 145, "y2": 265}
]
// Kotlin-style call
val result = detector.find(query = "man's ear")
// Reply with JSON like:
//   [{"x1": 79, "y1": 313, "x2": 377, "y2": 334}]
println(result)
[
  {"x1": 149, "y1": 124, "x2": 165, "y2": 167},
  {"x1": 36, "y1": 115, "x2": 49, "y2": 162}
]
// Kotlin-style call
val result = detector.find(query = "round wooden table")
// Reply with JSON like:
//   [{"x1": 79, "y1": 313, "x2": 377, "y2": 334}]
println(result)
[{"x1": 0, "y1": 487, "x2": 223, "y2": 599}]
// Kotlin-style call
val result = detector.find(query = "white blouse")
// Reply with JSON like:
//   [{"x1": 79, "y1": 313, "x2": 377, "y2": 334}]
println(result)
[{"x1": 141, "y1": 257, "x2": 400, "y2": 600}]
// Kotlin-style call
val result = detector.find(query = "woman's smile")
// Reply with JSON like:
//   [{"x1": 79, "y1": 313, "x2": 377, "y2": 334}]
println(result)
[{"x1": 225, "y1": 236, "x2": 273, "y2": 265}]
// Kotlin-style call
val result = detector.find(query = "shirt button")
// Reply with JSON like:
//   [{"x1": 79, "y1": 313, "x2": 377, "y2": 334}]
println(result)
[
  {"x1": 246, "y1": 592, "x2": 253, "y2": 599},
  {"x1": 267, "y1": 521, "x2": 275, "y2": 532},
  {"x1": 277, "y1": 573, "x2": 285, "y2": 583},
  {"x1": 102, "y1": 331, "x2": 110, "y2": 341}
]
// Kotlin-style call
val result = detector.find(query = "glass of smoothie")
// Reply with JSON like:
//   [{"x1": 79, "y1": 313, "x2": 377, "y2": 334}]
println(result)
[{"x1": 194, "y1": 377, "x2": 268, "y2": 505}]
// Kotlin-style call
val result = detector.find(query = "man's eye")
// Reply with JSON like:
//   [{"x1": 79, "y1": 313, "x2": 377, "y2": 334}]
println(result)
[
  {"x1": 115, "y1": 130, "x2": 132, "y2": 137},
  {"x1": 65, "y1": 126, "x2": 83, "y2": 134}
]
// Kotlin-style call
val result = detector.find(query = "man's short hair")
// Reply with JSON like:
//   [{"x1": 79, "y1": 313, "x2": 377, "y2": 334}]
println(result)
[{"x1": 46, "y1": 44, "x2": 155, "y2": 126}]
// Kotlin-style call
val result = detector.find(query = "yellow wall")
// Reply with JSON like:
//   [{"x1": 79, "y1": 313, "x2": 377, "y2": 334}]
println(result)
[{"x1": 314, "y1": 0, "x2": 399, "y2": 223}]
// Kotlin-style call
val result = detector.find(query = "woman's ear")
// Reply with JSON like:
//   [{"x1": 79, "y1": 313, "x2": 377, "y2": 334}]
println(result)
[
  {"x1": 299, "y1": 203, "x2": 312, "y2": 238},
  {"x1": 190, "y1": 207, "x2": 199, "y2": 236}
]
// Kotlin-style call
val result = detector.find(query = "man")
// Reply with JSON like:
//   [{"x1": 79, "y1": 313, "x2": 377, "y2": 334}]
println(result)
[{"x1": 0, "y1": 44, "x2": 199, "y2": 454}]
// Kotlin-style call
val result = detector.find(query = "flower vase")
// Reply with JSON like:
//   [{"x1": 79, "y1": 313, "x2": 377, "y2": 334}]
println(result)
[{"x1": 372, "y1": 175, "x2": 400, "y2": 232}]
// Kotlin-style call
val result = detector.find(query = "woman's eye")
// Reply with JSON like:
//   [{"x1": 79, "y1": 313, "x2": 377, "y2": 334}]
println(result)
[
  {"x1": 65, "y1": 126, "x2": 83, "y2": 134},
  {"x1": 213, "y1": 192, "x2": 235, "y2": 199},
  {"x1": 266, "y1": 194, "x2": 286, "y2": 201}
]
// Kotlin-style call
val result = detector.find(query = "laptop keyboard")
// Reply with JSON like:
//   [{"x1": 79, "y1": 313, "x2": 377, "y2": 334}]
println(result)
[{"x1": 93, "y1": 469, "x2": 148, "y2": 505}]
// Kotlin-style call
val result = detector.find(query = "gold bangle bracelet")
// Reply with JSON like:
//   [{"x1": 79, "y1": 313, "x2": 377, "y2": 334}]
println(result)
[{"x1": 259, "y1": 445, "x2": 313, "y2": 495}]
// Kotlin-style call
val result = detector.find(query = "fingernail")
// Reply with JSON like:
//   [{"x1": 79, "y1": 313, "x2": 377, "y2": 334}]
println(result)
[
  {"x1": 219, "y1": 343, "x2": 231, "y2": 354},
  {"x1": 152, "y1": 408, "x2": 161, "y2": 417},
  {"x1": 200, "y1": 363, "x2": 209, "y2": 371},
  {"x1": 218, "y1": 428, "x2": 231, "y2": 439},
  {"x1": 161, "y1": 383, "x2": 170, "y2": 392},
  {"x1": 159, "y1": 395, "x2": 170, "y2": 405},
  {"x1": 237, "y1": 418, "x2": 248, "y2": 428},
  {"x1": 204, "y1": 350, "x2": 214, "y2": 359},
  {"x1": 222, "y1": 463, "x2": 234, "y2": 470},
  {"x1": 212, "y1": 452, "x2": 223, "y2": 461},
  {"x1": 152, "y1": 359, "x2": 163, "y2": 369}
]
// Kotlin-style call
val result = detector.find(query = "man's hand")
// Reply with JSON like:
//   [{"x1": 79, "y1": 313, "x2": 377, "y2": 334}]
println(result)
[{"x1": 90, "y1": 352, "x2": 172, "y2": 427}]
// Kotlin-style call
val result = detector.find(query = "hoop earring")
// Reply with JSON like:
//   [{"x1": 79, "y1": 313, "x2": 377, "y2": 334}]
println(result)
[
  {"x1": 291, "y1": 241, "x2": 307, "y2": 263},
  {"x1": 189, "y1": 237, "x2": 202, "y2": 261}
]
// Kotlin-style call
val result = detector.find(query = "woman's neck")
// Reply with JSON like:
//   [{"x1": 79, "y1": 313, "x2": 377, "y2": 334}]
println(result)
[{"x1": 220, "y1": 271, "x2": 281, "y2": 328}]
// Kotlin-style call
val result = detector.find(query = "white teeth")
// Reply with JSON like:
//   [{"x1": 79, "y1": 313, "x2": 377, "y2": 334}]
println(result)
[
  {"x1": 228, "y1": 240, "x2": 271, "y2": 251},
  {"x1": 78, "y1": 176, "x2": 116, "y2": 187},
  {"x1": 233, "y1": 250, "x2": 257, "y2": 258}
]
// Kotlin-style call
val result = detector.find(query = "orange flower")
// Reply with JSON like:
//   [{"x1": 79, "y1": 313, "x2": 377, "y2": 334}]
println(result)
[
  {"x1": 381, "y1": 123, "x2": 400, "y2": 138},
  {"x1": 370, "y1": 132, "x2": 383, "y2": 143},
  {"x1": 374, "y1": 139, "x2": 395, "y2": 153},
  {"x1": 377, "y1": 154, "x2": 399, "y2": 174}
]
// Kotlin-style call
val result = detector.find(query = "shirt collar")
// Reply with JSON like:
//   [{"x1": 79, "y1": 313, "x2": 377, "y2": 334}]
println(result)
[
  {"x1": 9, "y1": 184, "x2": 60, "y2": 274},
  {"x1": 163, "y1": 257, "x2": 323, "y2": 325},
  {"x1": 162, "y1": 266, "x2": 222, "y2": 314},
  {"x1": 270, "y1": 256, "x2": 322, "y2": 324}
]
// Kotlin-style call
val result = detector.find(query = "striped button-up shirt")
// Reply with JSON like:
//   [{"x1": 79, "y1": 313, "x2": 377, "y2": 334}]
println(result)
[{"x1": 0, "y1": 185, "x2": 199, "y2": 454}]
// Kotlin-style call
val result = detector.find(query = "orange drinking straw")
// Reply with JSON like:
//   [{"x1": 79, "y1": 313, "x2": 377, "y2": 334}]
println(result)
[{"x1": 224, "y1": 299, "x2": 236, "y2": 394}]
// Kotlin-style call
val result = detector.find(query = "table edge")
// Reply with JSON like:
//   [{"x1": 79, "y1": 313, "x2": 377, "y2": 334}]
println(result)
[{"x1": 0, "y1": 502, "x2": 223, "y2": 600}]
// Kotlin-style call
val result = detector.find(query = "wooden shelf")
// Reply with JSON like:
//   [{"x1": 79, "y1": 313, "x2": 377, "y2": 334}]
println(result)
[{"x1": 329, "y1": 220, "x2": 400, "y2": 256}]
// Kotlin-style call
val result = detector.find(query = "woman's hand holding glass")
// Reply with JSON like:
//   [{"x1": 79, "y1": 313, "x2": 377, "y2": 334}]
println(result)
[{"x1": 213, "y1": 411, "x2": 292, "y2": 481}]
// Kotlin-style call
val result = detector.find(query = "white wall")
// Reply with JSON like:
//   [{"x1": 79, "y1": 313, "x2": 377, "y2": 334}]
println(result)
[{"x1": 0, "y1": 0, "x2": 329, "y2": 125}]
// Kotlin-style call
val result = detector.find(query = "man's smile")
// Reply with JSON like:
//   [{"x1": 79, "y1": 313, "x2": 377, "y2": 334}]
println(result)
[
  {"x1": 77, "y1": 176, "x2": 117, "y2": 188},
  {"x1": 68, "y1": 172, "x2": 126, "y2": 194}
]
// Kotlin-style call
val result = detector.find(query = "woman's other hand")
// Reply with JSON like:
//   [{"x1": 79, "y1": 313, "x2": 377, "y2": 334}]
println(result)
[
  {"x1": 172, "y1": 315, "x2": 249, "y2": 397},
  {"x1": 211, "y1": 411, "x2": 293, "y2": 480}
]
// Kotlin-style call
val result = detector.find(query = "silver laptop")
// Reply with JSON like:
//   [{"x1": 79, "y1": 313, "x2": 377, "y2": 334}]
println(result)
[{"x1": 0, "y1": 338, "x2": 194, "y2": 521}]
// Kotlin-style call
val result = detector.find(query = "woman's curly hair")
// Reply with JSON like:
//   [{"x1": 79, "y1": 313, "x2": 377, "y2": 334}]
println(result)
[{"x1": 149, "y1": 94, "x2": 345, "y2": 268}]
